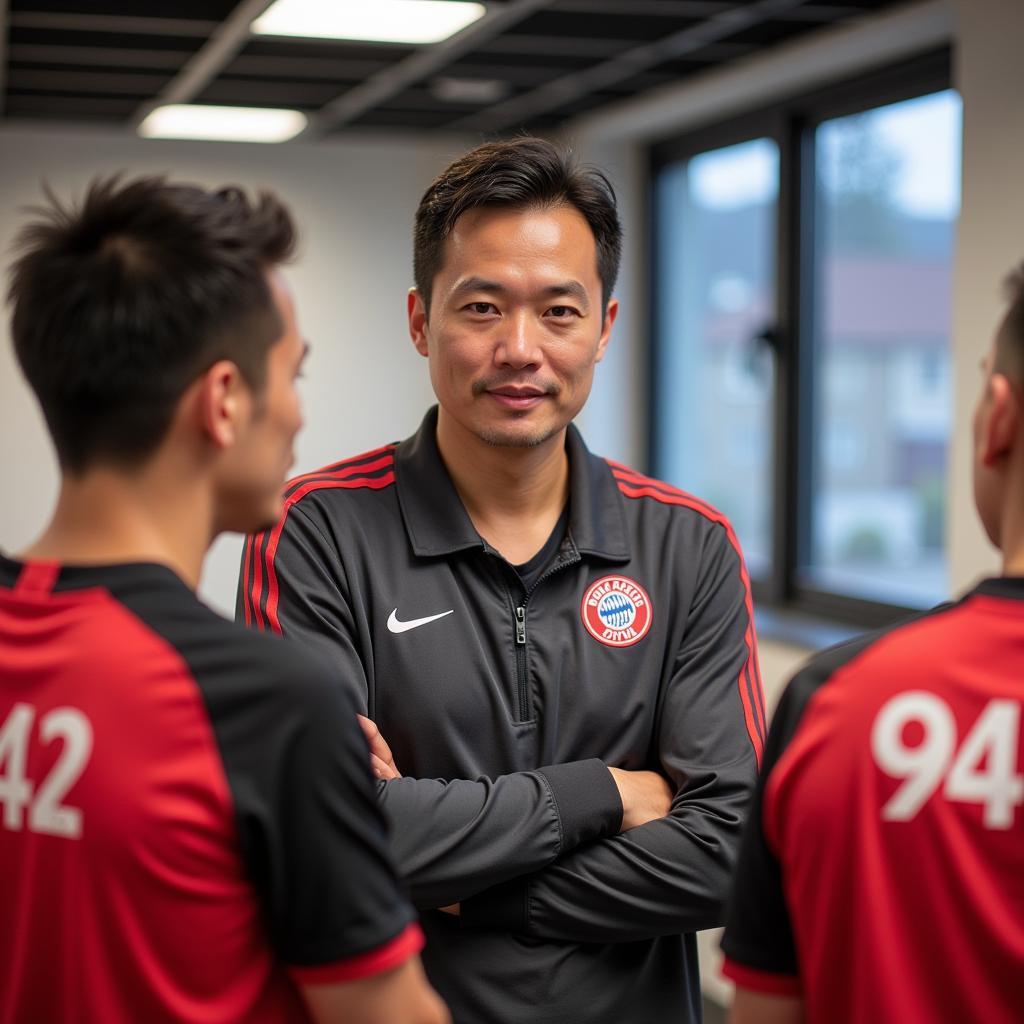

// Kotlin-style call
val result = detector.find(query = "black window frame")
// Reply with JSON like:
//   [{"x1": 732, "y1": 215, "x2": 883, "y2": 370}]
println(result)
[{"x1": 648, "y1": 48, "x2": 955, "y2": 629}]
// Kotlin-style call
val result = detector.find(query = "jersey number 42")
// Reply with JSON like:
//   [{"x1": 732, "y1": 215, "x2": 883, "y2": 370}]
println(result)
[{"x1": 0, "y1": 702, "x2": 93, "y2": 839}]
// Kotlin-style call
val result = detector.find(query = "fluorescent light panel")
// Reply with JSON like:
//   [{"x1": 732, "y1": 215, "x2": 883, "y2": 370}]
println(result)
[
  {"x1": 138, "y1": 104, "x2": 307, "y2": 143},
  {"x1": 253, "y1": 0, "x2": 486, "y2": 45},
  {"x1": 431, "y1": 76, "x2": 509, "y2": 104}
]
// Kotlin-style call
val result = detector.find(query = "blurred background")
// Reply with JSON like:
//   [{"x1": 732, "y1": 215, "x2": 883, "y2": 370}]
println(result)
[{"x1": 0, "y1": 1, "x2": 1019, "y2": 1012}]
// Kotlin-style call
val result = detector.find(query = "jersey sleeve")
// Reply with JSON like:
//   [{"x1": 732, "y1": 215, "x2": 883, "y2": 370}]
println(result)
[
  {"x1": 718, "y1": 674, "x2": 807, "y2": 995},
  {"x1": 238, "y1": 501, "x2": 360, "y2": 675},
  {"x1": 237, "y1": 501, "x2": 623, "y2": 910},
  {"x1": 211, "y1": 639, "x2": 423, "y2": 978},
  {"x1": 719, "y1": 631, "x2": 877, "y2": 994},
  {"x1": 461, "y1": 521, "x2": 764, "y2": 941}
]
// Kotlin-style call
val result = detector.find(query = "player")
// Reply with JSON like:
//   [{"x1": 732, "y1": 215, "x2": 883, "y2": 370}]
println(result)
[
  {"x1": 720, "y1": 265, "x2": 1024, "y2": 1022},
  {"x1": 0, "y1": 176, "x2": 448, "y2": 1024},
  {"x1": 239, "y1": 138, "x2": 765, "y2": 1022}
]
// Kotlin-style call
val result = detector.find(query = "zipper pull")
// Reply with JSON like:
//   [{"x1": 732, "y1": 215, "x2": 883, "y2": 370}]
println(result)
[{"x1": 515, "y1": 606, "x2": 527, "y2": 644}]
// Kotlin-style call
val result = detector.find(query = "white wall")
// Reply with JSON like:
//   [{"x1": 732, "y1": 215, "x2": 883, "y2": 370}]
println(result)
[
  {"x1": 567, "y1": 0, "x2": 1024, "y2": 1005},
  {"x1": 0, "y1": 128, "x2": 466, "y2": 614},
  {"x1": 948, "y1": 0, "x2": 1024, "y2": 592}
]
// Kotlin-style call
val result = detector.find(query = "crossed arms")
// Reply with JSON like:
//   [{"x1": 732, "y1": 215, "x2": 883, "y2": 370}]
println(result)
[
  {"x1": 359, "y1": 711, "x2": 674, "y2": 916},
  {"x1": 239, "y1": 500, "x2": 762, "y2": 942}
]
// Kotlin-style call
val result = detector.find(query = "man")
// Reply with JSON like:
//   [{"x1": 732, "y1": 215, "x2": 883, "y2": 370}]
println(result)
[
  {"x1": 0, "y1": 176, "x2": 447, "y2": 1024},
  {"x1": 240, "y1": 138, "x2": 765, "y2": 1023},
  {"x1": 720, "y1": 267, "x2": 1024, "y2": 1023}
]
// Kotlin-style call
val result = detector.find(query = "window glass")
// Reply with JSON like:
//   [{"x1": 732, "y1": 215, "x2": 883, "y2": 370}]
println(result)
[
  {"x1": 654, "y1": 138, "x2": 778, "y2": 578},
  {"x1": 804, "y1": 90, "x2": 962, "y2": 607}
]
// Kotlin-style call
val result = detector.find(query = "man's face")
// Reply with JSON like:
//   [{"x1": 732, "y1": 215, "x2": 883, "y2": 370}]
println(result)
[
  {"x1": 217, "y1": 271, "x2": 306, "y2": 534},
  {"x1": 408, "y1": 203, "x2": 617, "y2": 450}
]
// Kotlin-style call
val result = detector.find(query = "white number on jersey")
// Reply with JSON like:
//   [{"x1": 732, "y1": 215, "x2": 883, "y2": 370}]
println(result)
[
  {"x1": 871, "y1": 692, "x2": 1023, "y2": 829},
  {"x1": 0, "y1": 702, "x2": 93, "y2": 839}
]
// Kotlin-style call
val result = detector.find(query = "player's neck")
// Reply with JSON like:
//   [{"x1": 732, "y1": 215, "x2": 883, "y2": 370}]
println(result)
[
  {"x1": 995, "y1": 453, "x2": 1024, "y2": 576},
  {"x1": 19, "y1": 462, "x2": 212, "y2": 588},
  {"x1": 1000, "y1": 526, "x2": 1024, "y2": 576},
  {"x1": 436, "y1": 413, "x2": 569, "y2": 564}
]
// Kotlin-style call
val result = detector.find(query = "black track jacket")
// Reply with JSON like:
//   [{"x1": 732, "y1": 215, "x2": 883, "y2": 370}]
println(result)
[{"x1": 238, "y1": 406, "x2": 766, "y2": 1024}]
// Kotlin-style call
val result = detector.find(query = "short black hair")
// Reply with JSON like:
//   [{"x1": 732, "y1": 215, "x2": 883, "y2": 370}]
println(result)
[
  {"x1": 998, "y1": 262, "x2": 1024, "y2": 376},
  {"x1": 7, "y1": 175, "x2": 296, "y2": 473},
  {"x1": 413, "y1": 137, "x2": 622, "y2": 317}
]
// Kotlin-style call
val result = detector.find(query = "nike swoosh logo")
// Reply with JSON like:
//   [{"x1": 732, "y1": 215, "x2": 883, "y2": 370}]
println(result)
[{"x1": 387, "y1": 608, "x2": 454, "y2": 634}]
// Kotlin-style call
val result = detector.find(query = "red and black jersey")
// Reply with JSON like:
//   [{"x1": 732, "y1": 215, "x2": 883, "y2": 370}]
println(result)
[
  {"x1": 0, "y1": 555, "x2": 422, "y2": 1024},
  {"x1": 721, "y1": 578, "x2": 1024, "y2": 1024}
]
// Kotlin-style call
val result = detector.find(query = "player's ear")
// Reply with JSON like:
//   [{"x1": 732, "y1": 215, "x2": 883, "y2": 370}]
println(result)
[
  {"x1": 595, "y1": 297, "x2": 618, "y2": 364},
  {"x1": 408, "y1": 288, "x2": 430, "y2": 358},
  {"x1": 197, "y1": 360, "x2": 249, "y2": 450},
  {"x1": 979, "y1": 372, "x2": 1019, "y2": 467}
]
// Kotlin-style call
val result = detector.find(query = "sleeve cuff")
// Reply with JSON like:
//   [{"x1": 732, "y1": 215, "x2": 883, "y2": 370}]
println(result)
[
  {"x1": 721, "y1": 957, "x2": 802, "y2": 997},
  {"x1": 536, "y1": 757, "x2": 622, "y2": 850},
  {"x1": 288, "y1": 922, "x2": 424, "y2": 986},
  {"x1": 459, "y1": 876, "x2": 530, "y2": 932}
]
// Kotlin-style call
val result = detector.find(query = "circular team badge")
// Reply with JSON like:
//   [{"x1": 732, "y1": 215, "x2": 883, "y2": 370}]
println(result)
[{"x1": 581, "y1": 574, "x2": 653, "y2": 648}]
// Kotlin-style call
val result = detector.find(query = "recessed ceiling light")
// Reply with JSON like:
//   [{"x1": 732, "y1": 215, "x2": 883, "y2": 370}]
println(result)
[
  {"x1": 252, "y1": 0, "x2": 487, "y2": 46},
  {"x1": 431, "y1": 76, "x2": 509, "y2": 104},
  {"x1": 138, "y1": 104, "x2": 307, "y2": 143}
]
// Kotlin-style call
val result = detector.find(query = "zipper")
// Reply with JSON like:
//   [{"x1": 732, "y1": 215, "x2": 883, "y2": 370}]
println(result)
[
  {"x1": 515, "y1": 605, "x2": 527, "y2": 644},
  {"x1": 514, "y1": 605, "x2": 529, "y2": 720},
  {"x1": 526, "y1": 546, "x2": 581, "y2": 600},
  {"x1": 510, "y1": 546, "x2": 582, "y2": 721},
  {"x1": 484, "y1": 554, "x2": 533, "y2": 723},
  {"x1": 488, "y1": 537, "x2": 582, "y2": 723}
]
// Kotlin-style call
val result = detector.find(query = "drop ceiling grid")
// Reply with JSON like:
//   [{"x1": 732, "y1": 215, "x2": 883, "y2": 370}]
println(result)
[{"x1": 2, "y1": 0, "x2": 911, "y2": 134}]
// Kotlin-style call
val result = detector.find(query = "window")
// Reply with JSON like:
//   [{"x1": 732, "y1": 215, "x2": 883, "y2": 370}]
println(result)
[
  {"x1": 651, "y1": 52, "x2": 961, "y2": 625},
  {"x1": 653, "y1": 138, "x2": 778, "y2": 579}
]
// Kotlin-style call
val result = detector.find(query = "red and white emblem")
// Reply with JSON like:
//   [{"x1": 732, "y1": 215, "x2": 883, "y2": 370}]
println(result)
[{"x1": 581, "y1": 575, "x2": 652, "y2": 648}]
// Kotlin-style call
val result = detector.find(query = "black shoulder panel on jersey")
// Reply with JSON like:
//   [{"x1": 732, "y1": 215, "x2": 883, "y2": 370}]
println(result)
[
  {"x1": 0, "y1": 558, "x2": 17, "y2": 588},
  {"x1": 101, "y1": 567, "x2": 416, "y2": 969},
  {"x1": 772, "y1": 591, "x2": 962, "y2": 758}
]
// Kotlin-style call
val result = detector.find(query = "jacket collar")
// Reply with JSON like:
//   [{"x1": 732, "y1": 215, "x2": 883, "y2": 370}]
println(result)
[
  {"x1": 972, "y1": 576, "x2": 1024, "y2": 602},
  {"x1": 394, "y1": 406, "x2": 630, "y2": 562}
]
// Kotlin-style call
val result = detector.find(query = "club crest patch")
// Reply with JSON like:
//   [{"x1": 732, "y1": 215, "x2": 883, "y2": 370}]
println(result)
[{"x1": 581, "y1": 575, "x2": 652, "y2": 648}]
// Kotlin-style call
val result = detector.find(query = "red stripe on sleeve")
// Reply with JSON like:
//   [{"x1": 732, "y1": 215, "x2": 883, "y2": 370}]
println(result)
[
  {"x1": 241, "y1": 534, "x2": 254, "y2": 627},
  {"x1": 262, "y1": 469, "x2": 396, "y2": 636},
  {"x1": 614, "y1": 479, "x2": 766, "y2": 764},
  {"x1": 288, "y1": 922, "x2": 424, "y2": 986},
  {"x1": 721, "y1": 957, "x2": 802, "y2": 997},
  {"x1": 247, "y1": 456, "x2": 396, "y2": 634},
  {"x1": 284, "y1": 446, "x2": 397, "y2": 494},
  {"x1": 250, "y1": 531, "x2": 268, "y2": 631},
  {"x1": 609, "y1": 464, "x2": 721, "y2": 518}
]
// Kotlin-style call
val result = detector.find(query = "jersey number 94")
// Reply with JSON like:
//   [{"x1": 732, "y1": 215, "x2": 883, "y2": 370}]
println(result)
[{"x1": 871, "y1": 693, "x2": 1023, "y2": 830}]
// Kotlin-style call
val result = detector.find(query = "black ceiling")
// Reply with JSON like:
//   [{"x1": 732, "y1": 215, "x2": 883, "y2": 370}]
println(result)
[{"x1": 1, "y1": 0, "x2": 912, "y2": 139}]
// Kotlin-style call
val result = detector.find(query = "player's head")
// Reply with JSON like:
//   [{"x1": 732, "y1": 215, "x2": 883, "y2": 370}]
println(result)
[
  {"x1": 972, "y1": 261, "x2": 1024, "y2": 548},
  {"x1": 992, "y1": 263, "x2": 1024, "y2": 380},
  {"x1": 7, "y1": 175, "x2": 304, "y2": 532},
  {"x1": 412, "y1": 136, "x2": 622, "y2": 321}
]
